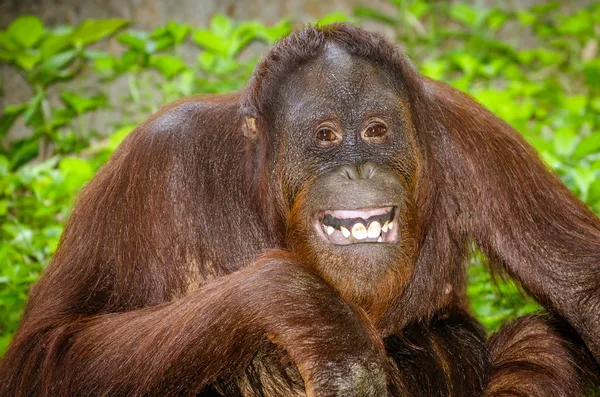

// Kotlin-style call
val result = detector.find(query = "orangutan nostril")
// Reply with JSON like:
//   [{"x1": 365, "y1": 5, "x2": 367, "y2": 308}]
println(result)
[{"x1": 341, "y1": 166, "x2": 358, "y2": 180}]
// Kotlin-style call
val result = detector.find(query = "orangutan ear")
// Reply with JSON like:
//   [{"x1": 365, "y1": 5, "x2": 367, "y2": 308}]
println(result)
[{"x1": 243, "y1": 116, "x2": 258, "y2": 142}]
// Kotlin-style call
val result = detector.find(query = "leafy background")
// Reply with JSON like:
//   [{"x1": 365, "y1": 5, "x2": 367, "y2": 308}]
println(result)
[{"x1": 1, "y1": 0, "x2": 599, "y2": 356}]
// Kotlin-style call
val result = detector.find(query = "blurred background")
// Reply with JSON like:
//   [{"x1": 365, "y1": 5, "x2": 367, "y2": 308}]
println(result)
[{"x1": 1, "y1": 0, "x2": 599, "y2": 356}]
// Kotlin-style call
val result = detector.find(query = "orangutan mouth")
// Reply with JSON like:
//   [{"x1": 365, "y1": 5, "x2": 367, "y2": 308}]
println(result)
[{"x1": 316, "y1": 206, "x2": 398, "y2": 245}]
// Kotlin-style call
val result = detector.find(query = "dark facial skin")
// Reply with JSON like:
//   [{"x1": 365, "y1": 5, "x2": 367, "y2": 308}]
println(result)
[{"x1": 267, "y1": 44, "x2": 422, "y2": 318}]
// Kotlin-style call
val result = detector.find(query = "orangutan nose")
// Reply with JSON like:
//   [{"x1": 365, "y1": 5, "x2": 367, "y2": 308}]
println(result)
[{"x1": 340, "y1": 162, "x2": 378, "y2": 180}]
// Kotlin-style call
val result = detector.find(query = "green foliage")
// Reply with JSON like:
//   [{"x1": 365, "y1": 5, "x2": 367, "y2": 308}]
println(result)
[
  {"x1": 0, "y1": 15, "x2": 128, "y2": 169},
  {"x1": 1, "y1": 2, "x2": 599, "y2": 354},
  {"x1": 0, "y1": 154, "x2": 100, "y2": 353},
  {"x1": 467, "y1": 253, "x2": 540, "y2": 331}
]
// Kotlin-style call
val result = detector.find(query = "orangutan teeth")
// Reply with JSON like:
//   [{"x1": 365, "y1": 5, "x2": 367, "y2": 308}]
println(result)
[
  {"x1": 317, "y1": 206, "x2": 397, "y2": 245},
  {"x1": 340, "y1": 226, "x2": 351, "y2": 238},
  {"x1": 367, "y1": 221, "x2": 381, "y2": 238},
  {"x1": 351, "y1": 223, "x2": 367, "y2": 240}
]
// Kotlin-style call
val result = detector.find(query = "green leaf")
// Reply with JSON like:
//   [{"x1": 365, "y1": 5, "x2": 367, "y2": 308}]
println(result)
[
  {"x1": 587, "y1": 178, "x2": 600, "y2": 205},
  {"x1": 229, "y1": 23, "x2": 259, "y2": 54},
  {"x1": 452, "y1": 53, "x2": 479, "y2": 75},
  {"x1": 536, "y1": 48, "x2": 564, "y2": 66},
  {"x1": 90, "y1": 54, "x2": 118, "y2": 77},
  {"x1": 117, "y1": 30, "x2": 149, "y2": 51},
  {"x1": 573, "y1": 133, "x2": 600, "y2": 160},
  {"x1": 0, "y1": 155, "x2": 9, "y2": 175},
  {"x1": 3, "y1": 103, "x2": 28, "y2": 116},
  {"x1": 150, "y1": 25, "x2": 169, "y2": 39},
  {"x1": 47, "y1": 107, "x2": 75, "y2": 129},
  {"x1": 354, "y1": 7, "x2": 398, "y2": 25},
  {"x1": 557, "y1": 11, "x2": 593, "y2": 36},
  {"x1": 60, "y1": 91, "x2": 108, "y2": 114},
  {"x1": 83, "y1": 49, "x2": 110, "y2": 60},
  {"x1": 210, "y1": 15, "x2": 233, "y2": 38},
  {"x1": 258, "y1": 20, "x2": 291, "y2": 43},
  {"x1": 407, "y1": 1, "x2": 431, "y2": 19},
  {"x1": 449, "y1": 3, "x2": 478, "y2": 27},
  {"x1": 229, "y1": 30, "x2": 258, "y2": 57},
  {"x1": 150, "y1": 54, "x2": 186, "y2": 79},
  {"x1": 516, "y1": 10, "x2": 536, "y2": 26},
  {"x1": 0, "y1": 104, "x2": 27, "y2": 137},
  {"x1": 107, "y1": 125, "x2": 136, "y2": 151},
  {"x1": 38, "y1": 30, "x2": 73, "y2": 59},
  {"x1": 153, "y1": 37, "x2": 173, "y2": 52},
  {"x1": 197, "y1": 52, "x2": 216, "y2": 70},
  {"x1": 9, "y1": 139, "x2": 39, "y2": 168},
  {"x1": 192, "y1": 30, "x2": 229, "y2": 55},
  {"x1": 167, "y1": 21, "x2": 190, "y2": 44},
  {"x1": 4, "y1": 223, "x2": 34, "y2": 249},
  {"x1": 563, "y1": 95, "x2": 587, "y2": 116},
  {"x1": 572, "y1": 166, "x2": 595, "y2": 199},
  {"x1": 59, "y1": 157, "x2": 94, "y2": 193},
  {"x1": 23, "y1": 91, "x2": 45, "y2": 127},
  {"x1": 0, "y1": 31, "x2": 20, "y2": 51},
  {"x1": 146, "y1": 30, "x2": 175, "y2": 51},
  {"x1": 530, "y1": 1, "x2": 559, "y2": 16},
  {"x1": 7, "y1": 15, "x2": 45, "y2": 48},
  {"x1": 117, "y1": 48, "x2": 142, "y2": 71},
  {"x1": 420, "y1": 59, "x2": 446, "y2": 80},
  {"x1": 485, "y1": 8, "x2": 508, "y2": 32},
  {"x1": 584, "y1": 60, "x2": 600, "y2": 88},
  {"x1": 177, "y1": 70, "x2": 195, "y2": 96},
  {"x1": 553, "y1": 127, "x2": 578, "y2": 157},
  {"x1": 14, "y1": 50, "x2": 41, "y2": 71},
  {"x1": 32, "y1": 50, "x2": 77, "y2": 84},
  {"x1": 526, "y1": 136, "x2": 552, "y2": 154},
  {"x1": 0, "y1": 49, "x2": 11, "y2": 62},
  {"x1": 540, "y1": 151, "x2": 562, "y2": 170},
  {"x1": 72, "y1": 19, "x2": 128, "y2": 47},
  {"x1": 317, "y1": 12, "x2": 351, "y2": 25}
]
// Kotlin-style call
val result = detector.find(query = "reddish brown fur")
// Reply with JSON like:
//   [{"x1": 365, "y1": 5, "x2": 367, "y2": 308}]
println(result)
[
  {"x1": 1, "y1": 24, "x2": 599, "y2": 396},
  {"x1": 486, "y1": 315, "x2": 599, "y2": 396}
]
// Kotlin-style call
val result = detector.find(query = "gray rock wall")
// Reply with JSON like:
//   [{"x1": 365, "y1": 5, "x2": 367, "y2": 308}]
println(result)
[
  {"x1": 1, "y1": 0, "x2": 591, "y2": 30},
  {"x1": 2, "y1": 0, "x2": 384, "y2": 29}
]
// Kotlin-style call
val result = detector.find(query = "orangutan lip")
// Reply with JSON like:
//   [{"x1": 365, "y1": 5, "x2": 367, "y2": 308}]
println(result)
[{"x1": 315, "y1": 206, "x2": 398, "y2": 245}]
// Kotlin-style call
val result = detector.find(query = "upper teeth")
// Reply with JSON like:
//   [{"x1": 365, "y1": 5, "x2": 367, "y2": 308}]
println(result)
[
  {"x1": 351, "y1": 223, "x2": 367, "y2": 240},
  {"x1": 367, "y1": 221, "x2": 381, "y2": 238},
  {"x1": 319, "y1": 207, "x2": 396, "y2": 244},
  {"x1": 340, "y1": 226, "x2": 351, "y2": 238}
]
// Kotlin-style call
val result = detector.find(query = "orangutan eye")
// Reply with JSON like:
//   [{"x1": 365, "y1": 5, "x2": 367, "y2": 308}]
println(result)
[
  {"x1": 363, "y1": 123, "x2": 388, "y2": 139},
  {"x1": 316, "y1": 127, "x2": 338, "y2": 142}
]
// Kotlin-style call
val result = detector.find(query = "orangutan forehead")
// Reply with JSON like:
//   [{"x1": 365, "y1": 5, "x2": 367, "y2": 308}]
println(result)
[
  {"x1": 273, "y1": 44, "x2": 400, "y2": 118},
  {"x1": 299, "y1": 44, "x2": 390, "y2": 99}
]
